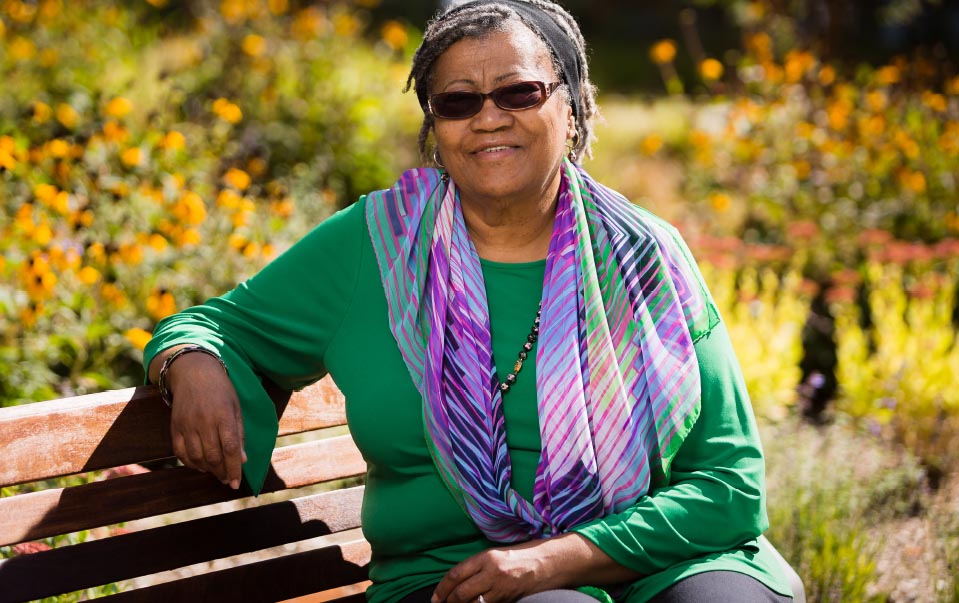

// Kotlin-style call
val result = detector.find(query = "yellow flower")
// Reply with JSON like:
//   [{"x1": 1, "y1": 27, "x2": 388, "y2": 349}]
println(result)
[
  {"x1": 178, "y1": 227, "x2": 201, "y2": 247},
  {"x1": 104, "y1": 96, "x2": 133, "y2": 119},
  {"x1": 876, "y1": 65, "x2": 900, "y2": 86},
  {"x1": 9, "y1": 36, "x2": 36, "y2": 61},
  {"x1": 223, "y1": 167, "x2": 251, "y2": 191},
  {"x1": 32, "y1": 101, "x2": 52, "y2": 123},
  {"x1": 217, "y1": 188, "x2": 242, "y2": 210},
  {"x1": 270, "y1": 198, "x2": 294, "y2": 218},
  {"x1": 242, "y1": 241, "x2": 260, "y2": 259},
  {"x1": 268, "y1": 0, "x2": 289, "y2": 15},
  {"x1": 39, "y1": 0, "x2": 63, "y2": 20},
  {"x1": 78, "y1": 266, "x2": 101, "y2": 285},
  {"x1": 0, "y1": 16, "x2": 6, "y2": 39},
  {"x1": 173, "y1": 191, "x2": 207, "y2": 225},
  {"x1": 818, "y1": 65, "x2": 836, "y2": 86},
  {"x1": 242, "y1": 34, "x2": 266, "y2": 57},
  {"x1": 101, "y1": 283, "x2": 127, "y2": 308},
  {"x1": 247, "y1": 157, "x2": 267, "y2": 177},
  {"x1": 865, "y1": 90, "x2": 887, "y2": 113},
  {"x1": 212, "y1": 98, "x2": 243, "y2": 124},
  {"x1": 333, "y1": 12, "x2": 359, "y2": 36},
  {"x1": 698, "y1": 58, "x2": 724, "y2": 81},
  {"x1": 381, "y1": 20, "x2": 408, "y2": 51},
  {"x1": 220, "y1": 0, "x2": 246, "y2": 24},
  {"x1": 47, "y1": 138, "x2": 71, "y2": 158},
  {"x1": 119, "y1": 243, "x2": 144, "y2": 265},
  {"x1": 21, "y1": 302, "x2": 44, "y2": 328},
  {"x1": 147, "y1": 288, "x2": 177, "y2": 320},
  {"x1": 640, "y1": 133, "x2": 664, "y2": 155},
  {"x1": 649, "y1": 39, "x2": 677, "y2": 65},
  {"x1": 103, "y1": 120, "x2": 128, "y2": 143},
  {"x1": 948, "y1": 76, "x2": 959, "y2": 96},
  {"x1": 922, "y1": 91, "x2": 947, "y2": 113},
  {"x1": 708, "y1": 192, "x2": 731, "y2": 213},
  {"x1": 228, "y1": 233, "x2": 247, "y2": 250},
  {"x1": 149, "y1": 233, "x2": 169, "y2": 252},
  {"x1": 145, "y1": 0, "x2": 169, "y2": 7},
  {"x1": 292, "y1": 7, "x2": 325, "y2": 39},
  {"x1": 56, "y1": 103, "x2": 78, "y2": 129},
  {"x1": 125, "y1": 328, "x2": 153, "y2": 351},
  {"x1": 34, "y1": 222, "x2": 53, "y2": 245},
  {"x1": 0, "y1": 147, "x2": 16, "y2": 171},
  {"x1": 161, "y1": 130, "x2": 186, "y2": 150},
  {"x1": 121, "y1": 147, "x2": 142, "y2": 167},
  {"x1": 262, "y1": 244, "x2": 276, "y2": 259}
]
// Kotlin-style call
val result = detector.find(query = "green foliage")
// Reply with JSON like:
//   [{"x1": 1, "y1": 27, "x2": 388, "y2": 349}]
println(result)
[
  {"x1": 0, "y1": 0, "x2": 419, "y2": 406},
  {"x1": 764, "y1": 419, "x2": 925, "y2": 603}
]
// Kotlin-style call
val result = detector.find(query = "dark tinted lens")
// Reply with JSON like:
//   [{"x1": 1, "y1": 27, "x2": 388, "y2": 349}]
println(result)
[
  {"x1": 431, "y1": 91, "x2": 483, "y2": 119},
  {"x1": 493, "y1": 82, "x2": 544, "y2": 110}
]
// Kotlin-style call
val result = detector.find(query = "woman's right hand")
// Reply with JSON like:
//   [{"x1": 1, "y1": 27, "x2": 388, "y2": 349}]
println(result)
[{"x1": 158, "y1": 350, "x2": 247, "y2": 489}]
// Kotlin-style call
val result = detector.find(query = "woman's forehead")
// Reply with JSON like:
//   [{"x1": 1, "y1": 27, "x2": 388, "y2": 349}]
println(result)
[{"x1": 432, "y1": 25, "x2": 555, "y2": 86}]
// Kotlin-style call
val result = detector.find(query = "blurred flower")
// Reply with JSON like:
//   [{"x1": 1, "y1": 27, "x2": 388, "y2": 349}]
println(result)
[
  {"x1": 699, "y1": 58, "x2": 724, "y2": 81},
  {"x1": 47, "y1": 138, "x2": 71, "y2": 158},
  {"x1": 921, "y1": 91, "x2": 947, "y2": 113},
  {"x1": 247, "y1": 157, "x2": 267, "y2": 178},
  {"x1": 38, "y1": 47, "x2": 59, "y2": 67},
  {"x1": 172, "y1": 191, "x2": 207, "y2": 225},
  {"x1": 9, "y1": 36, "x2": 37, "y2": 61},
  {"x1": 818, "y1": 65, "x2": 836, "y2": 86},
  {"x1": 103, "y1": 120, "x2": 128, "y2": 143},
  {"x1": 212, "y1": 98, "x2": 242, "y2": 123},
  {"x1": 826, "y1": 285, "x2": 856, "y2": 304},
  {"x1": 786, "y1": 220, "x2": 819, "y2": 240},
  {"x1": 865, "y1": 90, "x2": 887, "y2": 113},
  {"x1": 217, "y1": 188, "x2": 242, "y2": 209},
  {"x1": 333, "y1": 12, "x2": 359, "y2": 37},
  {"x1": 242, "y1": 34, "x2": 266, "y2": 57},
  {"x1": 223, "y1": 167, "x2": 251, "y2": 191},
  {"x1": 145, "y1": 0, "x2": 169, "y2": 6},
  {"x1": 160, "y1": 130, "x2": 186, "y2": 150},
  {"x1": 32, "y1": 101, "x2": 52, "y2": 123},
  {"x1": 784, "y1": 50, "x2": 814, "y2": 83},
  {"x1": 649, "y1": 39, "x2": 676, "y2": 65},
  {"x1": 876, "y1": 65, "x2": 901, "y2": 86},
  {"x1": 104, "y1": 96, "x2": 133, "y2": 119},
  {"x1": 56, "y1": 103, "x2": 78, "y2": 129},
  {"x1": 148, "y1": 233, "x2": 168, "y2": 252},
  {"x1": 220, "y1": 0, "x2": 247, "y2": 25},
  {"x1": 78, "y1": 266, "x2": 101, "y2": 285},
  {"x1": 744, "y1": 32, "x2": 772, "y2": 61},
  {"x1": 380, "y1": 20, "x2": 408, "y2": 51},
  {"x1": 125, "y1": 328, "x2": 153, "y2": 351},
  {"x1": 708, "y1": 191, "x2": 731, "y2": 212},
  {"x1": 270, "y1": 198, "x2": 294, "y2": 218},
  {"x1": 640, "y1": 133, "x2": 664, "y2": 155},
  {"x1": 0, "y1": 16, "x2": 5, "y2": 39},
  {"x1": 101, "y1": 283, "x2": 127, "y2": 308},
  {"x1": 147, "y1": 288, "x2": 176, "y2": 320},
  {"x1": 121, "y1": 147, "x2": 142, "y2": 167},
  {"x1": 268, "y1": 0, "x2": 289, "y2": 15},
  {"x1": 292, "y1": 7, "x2": 325, "y2": 39}
]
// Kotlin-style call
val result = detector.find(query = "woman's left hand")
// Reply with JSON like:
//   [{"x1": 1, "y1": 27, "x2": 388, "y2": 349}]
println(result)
[{"x1": 431, "y1": 537, "x2": 566, "y2": 603}]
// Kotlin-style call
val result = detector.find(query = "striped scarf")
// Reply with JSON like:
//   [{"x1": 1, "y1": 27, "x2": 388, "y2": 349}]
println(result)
[{"x1": 365, "y1": 160, "x2": 718, "y2": 542}]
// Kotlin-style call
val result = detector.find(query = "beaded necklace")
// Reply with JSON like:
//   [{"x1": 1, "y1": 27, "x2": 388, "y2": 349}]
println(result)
[{"x1": 498, "y1": 302, "x2": 542, "y2": 395}]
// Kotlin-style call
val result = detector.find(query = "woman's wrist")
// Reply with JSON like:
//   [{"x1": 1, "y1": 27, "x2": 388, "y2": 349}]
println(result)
[{"x1": 543, "y1": 532, "x2": 641, "y2": 588}]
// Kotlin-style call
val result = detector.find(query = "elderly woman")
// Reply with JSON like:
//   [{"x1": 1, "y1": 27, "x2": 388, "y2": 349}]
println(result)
[{"x1": 145, "y1": 1, "x2": 797, "y2": 602}]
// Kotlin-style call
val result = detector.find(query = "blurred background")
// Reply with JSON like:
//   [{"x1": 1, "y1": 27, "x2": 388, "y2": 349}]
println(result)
[{"x1": 1, "y1": 0, "x2": 958, "y2": 601}]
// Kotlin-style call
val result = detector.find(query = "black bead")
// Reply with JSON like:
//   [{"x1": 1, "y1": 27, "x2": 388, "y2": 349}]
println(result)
[
  {"x1": 506, "y1": 374, "x2": 516, "y2": 384},
  {"x1": 523, "y1": 342, "x2": 533, "y2": 351},
  {"x1": 500, "y1": 383, "x2": 511, "y2": 392},
  {"x1": 519, "y1": 351, "x2": 528, "y2": 360}
]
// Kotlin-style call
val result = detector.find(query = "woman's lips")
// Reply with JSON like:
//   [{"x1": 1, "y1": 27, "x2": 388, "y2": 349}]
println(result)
[{"x1": 472, "y1": 145, "x2": 519, "y2": 159}]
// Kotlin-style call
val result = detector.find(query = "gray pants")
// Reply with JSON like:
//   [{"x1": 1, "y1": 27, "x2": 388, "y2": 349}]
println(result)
[{"x1": 398, "y1": 571, "x2": 793, "y2": 602}]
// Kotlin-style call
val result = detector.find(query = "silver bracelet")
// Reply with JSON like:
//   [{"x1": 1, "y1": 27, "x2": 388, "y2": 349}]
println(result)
[{"x1": 157, "y1": 345, "x2": 228, "y2": 407}]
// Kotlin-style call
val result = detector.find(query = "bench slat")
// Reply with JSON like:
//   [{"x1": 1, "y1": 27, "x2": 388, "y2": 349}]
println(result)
[
  {"x1": 0, "y1": 435, "x2": 365, "y2": 546},
  {"x1": 0, "y1": 487, "x2": 365, "y2": 602},
  {"x1": 104, "y1": 538, "x2": 371, "y2": 603},
  {"x1": 0, "y1": 378, "x2": 346, "y2": 487}
]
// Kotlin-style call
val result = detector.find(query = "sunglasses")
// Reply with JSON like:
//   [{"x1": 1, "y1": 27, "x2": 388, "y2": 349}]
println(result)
[{"x1": 428, "y1": 80, "x2": 562, "y2": 120}]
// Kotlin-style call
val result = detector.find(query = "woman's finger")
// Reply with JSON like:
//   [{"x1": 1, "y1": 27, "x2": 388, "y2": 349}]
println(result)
[
  {"x1": 219, "y1": 415, "x2": 244, "y2": 489},
  {"x1": 433, "y1": 556, "x2": 483, "y2": 603},
  {"x1": 182, "y1": 429, "x2": 208, "y2": 472}
]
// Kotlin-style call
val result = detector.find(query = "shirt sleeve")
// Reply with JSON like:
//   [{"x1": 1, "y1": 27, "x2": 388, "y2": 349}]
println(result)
[
  {"x1": 143, "y1": 200, "x2": 366, "y2": 492},
  {"x1": 569, "y1": 320, "x2": 769, "y2": 574}
]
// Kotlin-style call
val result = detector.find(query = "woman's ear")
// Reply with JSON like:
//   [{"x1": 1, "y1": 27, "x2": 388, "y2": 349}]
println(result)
[{"x1": 567, "y1": 113, "x2": 577, "y2": 140}]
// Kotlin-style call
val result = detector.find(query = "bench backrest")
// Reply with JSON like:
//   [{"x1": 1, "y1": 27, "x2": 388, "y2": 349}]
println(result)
[{"x1": 0, "y1": 377, "x2": 369, "y2": 603}]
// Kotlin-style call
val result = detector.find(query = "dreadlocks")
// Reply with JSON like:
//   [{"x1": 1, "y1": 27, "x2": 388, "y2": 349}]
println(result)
[{"x1": 404, "y1": 0, "x2": 599, "y2": 165}]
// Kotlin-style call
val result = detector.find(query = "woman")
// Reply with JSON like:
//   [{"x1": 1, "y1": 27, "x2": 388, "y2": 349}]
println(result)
[{"x1": 145, "y1": 1, "x2": 796, "y2": 602}]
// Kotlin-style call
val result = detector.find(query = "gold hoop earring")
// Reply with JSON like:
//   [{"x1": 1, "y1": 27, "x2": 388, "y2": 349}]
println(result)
[{"x1": 432, "y1": 148, "x2": 446, "y2": 169}]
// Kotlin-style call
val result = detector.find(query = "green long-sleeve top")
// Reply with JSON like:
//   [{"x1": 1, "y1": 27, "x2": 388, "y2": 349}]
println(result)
[{"x1": 145, "y1": 199, "x2": 792, "y2": 603}]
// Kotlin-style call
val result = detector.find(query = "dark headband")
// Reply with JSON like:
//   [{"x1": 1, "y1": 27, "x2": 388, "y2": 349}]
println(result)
[{"x1": 418, "y1": 0, "x2": 583, "y2": 118}]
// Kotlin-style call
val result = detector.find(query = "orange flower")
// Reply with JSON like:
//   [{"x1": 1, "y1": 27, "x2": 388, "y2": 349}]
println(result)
[
  {"x1": 708, "y1": 192, "x2": 731, "y2": 213},
  {"x1": 104, "y1": 96, "x2": 133, "y2": 119},
  {"x1": 125, "y1": 328, "x2": 153, "y2": 351},
  {"x1": 818, "y1": 65, "x2": 836, "y2": 86},
  {"x1": 147, "y1": 288, "x2": 177, "y2": 320},
  {"x1": 32, "y1": 101, "x2": 52, "y2": 124},
  {"x1": 242, "y1": 34, "x2": 266, "y2": 57},
  {"x1": 223, "y1": 167, "x2": 251, "y2": 191},
  {"x1": 640, "y1": 133, "x2": 664, "y2": 155},
  {"x1": 78, "y1": 266, "x2": 101, "y2": 285},
  {"x1": 381, "y1": 20, "x2": 408, "y2": 51},
  {"x1": 172, "y1": 192, "x2": 207, "y2": 225},
  {"x1": 103, "y1": 120, "x2": 128, "y2": 143},
  {"x1": 876, "y1": 65, "x2": 900, "y2": 86},
  {"x1": 56, "y1": 103, "x2": 78, "y2": 129},
  {"x1": 121, "y1": 147, "x2": 142, "y2": 167},
  {"x1": 699, "y1": 58, "x2": 724, "y2": 81},
  {"x1": 649, "y1": 39, "x2": 677, "y2": 64},
  {"x1": 212, "y1": 98, "x2": 243, "y2": 124},
  {"x1": 160, "y1": 130, "x2": 186, "y2": 150}
]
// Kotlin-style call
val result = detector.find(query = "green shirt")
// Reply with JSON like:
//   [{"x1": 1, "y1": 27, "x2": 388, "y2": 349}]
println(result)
[{"x1": 145, "y1": 199, "x2": 792, "y2": 603}]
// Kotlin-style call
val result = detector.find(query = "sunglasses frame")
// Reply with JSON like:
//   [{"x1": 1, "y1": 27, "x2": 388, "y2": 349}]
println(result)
[{"x1": 428, "y1": 80, "x2": 562, "y2": 120}]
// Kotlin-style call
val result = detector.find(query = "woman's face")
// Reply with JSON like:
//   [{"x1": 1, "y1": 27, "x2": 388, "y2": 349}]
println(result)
[{"x1": 430, "y1": 25, "x2": 575, "y2": 208}]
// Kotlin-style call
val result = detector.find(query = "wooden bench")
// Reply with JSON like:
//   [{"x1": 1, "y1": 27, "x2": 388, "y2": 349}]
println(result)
[
  {"x1": 0, "y1": 379, "x2": 806, "y2": 603},
  {"x1": 0, "y1": 377, "x2": 370, "y2": 603}
]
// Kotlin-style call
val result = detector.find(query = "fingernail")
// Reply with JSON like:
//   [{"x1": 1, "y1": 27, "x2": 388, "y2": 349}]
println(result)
[
  {"x1": 430, "y1": 595, "x2": 438, "y2": 603},
  {"x1": 242, "y1": 452, "x2": 248, "y2": 463},
  {"x1": 230, "y1": 479, "x2": 239, "y2": 490}
]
